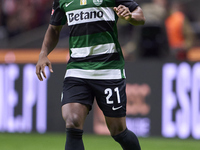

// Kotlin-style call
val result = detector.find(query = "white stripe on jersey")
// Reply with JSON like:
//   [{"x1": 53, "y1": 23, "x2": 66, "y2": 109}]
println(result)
[
  {"x1": 66, "y1": 7, "x2": 115, "y2": 26},
  {"x1": 71, "y1": 43, "x2": 117, "y2": 58},
  {"x1": 64, "y1": 69, "x2": 123, "y2": 79}
]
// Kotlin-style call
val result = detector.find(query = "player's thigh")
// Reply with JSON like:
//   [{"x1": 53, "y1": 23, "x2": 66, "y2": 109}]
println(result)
[
  {"x1": 105, "y1": 116, "x2": 127, "y2": 136},
  {"x1": 61, "y1": 77, "x2": 94, "y2": 129},
  {"x1": 62, "y1": 103, "x2": 89, "y2": 129}
]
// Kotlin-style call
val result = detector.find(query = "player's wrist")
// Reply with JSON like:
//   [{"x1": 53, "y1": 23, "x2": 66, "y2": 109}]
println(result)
[{"x1": 39, "y1": 51, "x2": 48, "y2": 60}]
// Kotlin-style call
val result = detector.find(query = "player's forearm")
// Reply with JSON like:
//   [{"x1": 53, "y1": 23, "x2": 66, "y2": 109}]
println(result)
[
  {"x1": 40, "y1": 25, "x2": 62, "y2": 57},
  {"x1": 128, "y1": 7, "x2": 145, "y2": 26}
]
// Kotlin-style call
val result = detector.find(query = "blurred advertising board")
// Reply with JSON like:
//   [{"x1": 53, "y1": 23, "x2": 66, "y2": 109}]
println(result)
[{"x1": 0, "y1": 49, "x2": 200, "y2": 139}]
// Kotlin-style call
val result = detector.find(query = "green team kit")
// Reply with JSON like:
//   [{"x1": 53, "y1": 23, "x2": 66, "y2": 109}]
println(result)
[
  {"x1": 49, "y1": 1, "x2": 142, "y2": 149},
  {"x1": 50, "y1": 0, "x2": 139, "y2": 80},
  {"x1": 51, "y1": 0, "x2": 139, "y2": 116}
]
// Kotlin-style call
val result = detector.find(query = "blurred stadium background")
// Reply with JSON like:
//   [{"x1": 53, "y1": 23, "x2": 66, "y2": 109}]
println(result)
[{"x1": 0, "y1": 0, "x2": 200, "y2": 149}]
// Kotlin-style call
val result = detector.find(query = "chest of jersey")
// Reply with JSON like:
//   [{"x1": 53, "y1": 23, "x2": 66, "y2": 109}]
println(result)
[{"x1": 59, "y1": 0, "x2": 116, "y2": 26}]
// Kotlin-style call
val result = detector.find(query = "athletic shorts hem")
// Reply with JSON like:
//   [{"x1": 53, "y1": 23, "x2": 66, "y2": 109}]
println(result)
[
  {"x1": 61, "y1": 101, "x2": 92, "y2": 111},
  {"x1": 103, "y1": 113, "x2": 126, "y2": 118}
]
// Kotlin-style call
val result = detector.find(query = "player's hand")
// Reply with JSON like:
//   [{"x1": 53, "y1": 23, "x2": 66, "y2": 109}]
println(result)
[
  {"x1": 113, "y1": 5, "x2": 132, "y2": 21},
  {"x1": 36, "y1": 54, "x2": 53, "y2": 81}
]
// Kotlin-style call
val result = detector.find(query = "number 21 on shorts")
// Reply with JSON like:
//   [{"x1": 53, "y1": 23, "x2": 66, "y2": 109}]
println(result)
[{"x1": 104, "y1": 87, "x2": 121, "y2": 104}]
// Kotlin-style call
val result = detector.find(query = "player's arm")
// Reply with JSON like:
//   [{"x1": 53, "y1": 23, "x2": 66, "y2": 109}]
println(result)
[
  {"x1": 114, "y1": 0, "x2": 145, "y2": 25},
  {"x1": 36, "y1": 0, "x2": 66, "y2": 81},
  {"x1": 36, "y1": 25, "x2": 62, "y2": 81}
]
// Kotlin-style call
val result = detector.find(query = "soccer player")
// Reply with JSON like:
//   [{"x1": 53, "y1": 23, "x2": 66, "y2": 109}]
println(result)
[{"x1": 36, "y1": 0, "x2": 145, "y2": 149}]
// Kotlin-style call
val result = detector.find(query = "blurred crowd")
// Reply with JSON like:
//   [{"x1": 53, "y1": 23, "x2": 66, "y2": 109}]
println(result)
[
  {"x1": 0, "y1": 0, "x2": 52, "y2": 37},
  {"x1": 120, "y1": 0, "x2": 200, "y2": 60},
  {"x1": 0, "y1": 0, "x2": 200, "y2": 61}
]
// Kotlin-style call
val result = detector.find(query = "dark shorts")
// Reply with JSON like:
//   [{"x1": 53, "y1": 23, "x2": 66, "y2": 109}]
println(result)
[{"x1": 61, "y1": 77, "x2": 127, "y2": 117}]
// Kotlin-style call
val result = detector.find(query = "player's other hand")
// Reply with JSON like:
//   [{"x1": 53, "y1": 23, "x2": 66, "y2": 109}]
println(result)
[
  {"x1": 113, "y1": 5, "x2": 132, "y2": 21},
  {"x1": 36, "y1": 54, "x2": 53, "y2": 81}
]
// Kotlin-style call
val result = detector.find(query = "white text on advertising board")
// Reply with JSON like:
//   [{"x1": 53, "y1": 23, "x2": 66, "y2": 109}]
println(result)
[
  {"x1": 162, "y1": 62, "x2": 200, "y2": 139},
  {"x1": 0, "y1": 64, "x2": 49, "y2": 133}
]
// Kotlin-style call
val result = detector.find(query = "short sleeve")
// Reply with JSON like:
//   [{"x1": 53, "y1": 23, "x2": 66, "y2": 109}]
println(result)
[
  {"x1": 50, "y1": 0, "x2": 67, "y2": 26},
  {"x1": 115, "y1": 0, "x2": 139, "y2": 12}
]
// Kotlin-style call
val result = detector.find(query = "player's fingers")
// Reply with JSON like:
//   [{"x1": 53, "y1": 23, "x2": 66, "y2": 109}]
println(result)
[
  {"x1": 121, "y1": 10, "x2": 130, "y2": 17},
  {"x1": 37, "y1": 73, "x2": 43, "y2": 81},
  {"x1": 47, "y1": 62, "x2": 53, "y2": 73},
  {"x1": 41, "y1": 64, "x2": 47, "y2": 79},
  {"x1": 117, "y1": 8, "x2": 128, "y2": 16},
  {"x1": 36, "y1": 65, "x2": 43, "y2": 81},
  {"x1": 120, "y1": 9, "x2": 127, "y2": 16},
  {"x1": 113, "y1": 7, "x2": 118, "y2": 13},
  {"x1": 123, "y1": 13, "x2": 131, "y2": 17},
  {"x1": 120, "y1": 7, "x2": 129, "y2": 15},
  {"x1": 117, "y1": 5, "x2": 124, "y2": 9},
  {"x1": 114, "y1": 5, "x2": 123, "y2": 13}
]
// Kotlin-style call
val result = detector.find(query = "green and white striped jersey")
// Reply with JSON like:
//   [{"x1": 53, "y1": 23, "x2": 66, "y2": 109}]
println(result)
[{"x1": 50, "y1": 0, "x2": 138, "y2": 80}]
